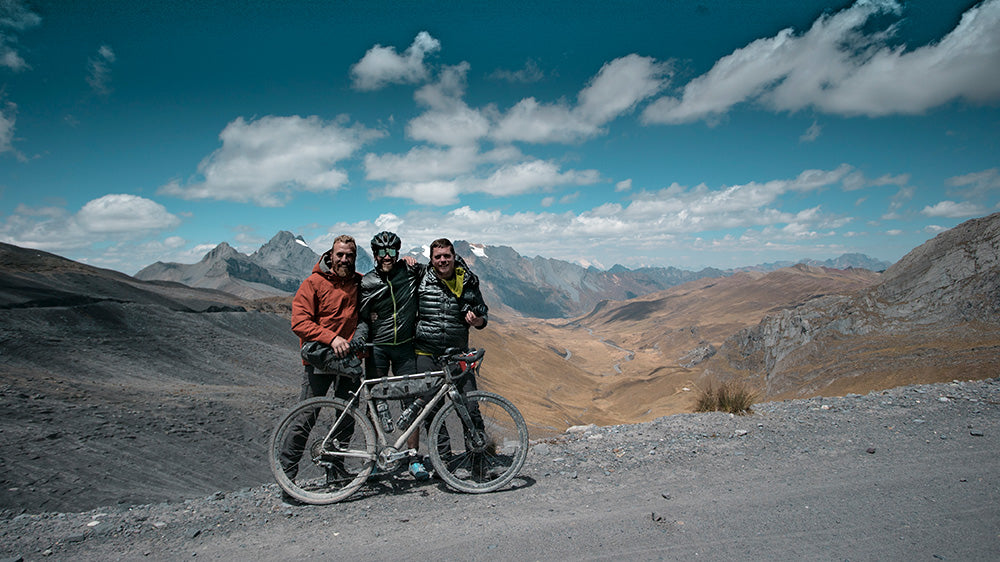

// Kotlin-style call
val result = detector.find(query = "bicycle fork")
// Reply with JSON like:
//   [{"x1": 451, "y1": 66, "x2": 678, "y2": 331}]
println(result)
[{"x1": 449, "y1": 388, "x2": 486, "y2": 450}]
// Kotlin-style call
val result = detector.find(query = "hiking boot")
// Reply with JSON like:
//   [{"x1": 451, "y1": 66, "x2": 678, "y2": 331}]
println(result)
[{"x1": 409, "y1": 461, "x2": 430, "y2": 481}]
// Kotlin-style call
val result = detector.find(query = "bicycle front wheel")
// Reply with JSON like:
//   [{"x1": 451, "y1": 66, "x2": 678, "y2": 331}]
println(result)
[
  {"x1": 269, "y1": 396, "x2": 376, "y2": 505},
  {"x1": 427, "y1": 391, "x2": 529, "y2": 493}
]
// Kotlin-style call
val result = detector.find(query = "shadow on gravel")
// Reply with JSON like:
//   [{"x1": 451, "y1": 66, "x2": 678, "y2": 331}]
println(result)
[
  {"x1": 431, "y1": 474, "x2": 536, "y2": 497},
  {"x1": 277, "y1": 473, "x2": 536, "y2": 507}
]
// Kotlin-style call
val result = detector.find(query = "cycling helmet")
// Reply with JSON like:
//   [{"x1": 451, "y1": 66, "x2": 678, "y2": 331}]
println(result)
[{"x1": 370, "y1": 231, "x2": 401, "y2": 250}]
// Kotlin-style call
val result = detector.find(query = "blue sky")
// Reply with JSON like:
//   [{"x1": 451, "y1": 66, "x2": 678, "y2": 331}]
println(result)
[{"x1": 1, "y1": 0, "x2": 998, "y2": 275}]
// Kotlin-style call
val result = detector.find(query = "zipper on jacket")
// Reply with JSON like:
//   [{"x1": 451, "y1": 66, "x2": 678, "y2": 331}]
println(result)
[{"x1": 388, "y1": 276, "x2": 398, "y2": 344}]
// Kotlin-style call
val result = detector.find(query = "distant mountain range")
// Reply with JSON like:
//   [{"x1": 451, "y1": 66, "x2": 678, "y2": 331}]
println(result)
[
  {"x1": 135, "y1": 231, "x2": 376, "y2": 300},
  {"x1": 135, "y1": 232, "x2": 890, "y2": 318}
]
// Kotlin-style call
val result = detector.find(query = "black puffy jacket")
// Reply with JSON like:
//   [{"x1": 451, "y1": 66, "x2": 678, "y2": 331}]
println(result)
[
  {"x1": 414, "y1": 265, "x2": 489, "y2": 356},
  {"x1": 355, "y1": 261, "x2": 424, "y2": 346}
]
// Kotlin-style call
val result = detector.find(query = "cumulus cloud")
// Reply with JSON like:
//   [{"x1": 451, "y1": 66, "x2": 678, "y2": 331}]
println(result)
[
  {"x1": 350, "y1": 31, "x2": 441, "y2": 91},
  {"x1": 160, "y1": 115, "x2": 384, "y2": 206},
  {"x1": 407, "y1": 62, "x2": 491, "y2": 146},
  {"x1": 359, "y1": 48, "x2": 667, "y2": 205},
  {"x1": 921, "y1": 200, "x2": 987, "y2": 218},
  {"x1": 86, "y1": 44, "x2": 116, "y2": 95},
  {"x1": 378, "y1": 159, "x2": 600, "y2": 205},
  {"x1": 0, "y1": 195, "x2": 181, "y2": 253},
  {"x1": 946, "y1": 168, "x2": 1000, "y2": 200},
  {"x1": 643, "y1": 0, "x2": 1000, "y2": 124},
  {"x1": 0, "y1": 0, "x2": 40, "y2": 72},
  {"x1": 365, "y1": 145, "x2": 483, "y2": 184},
  {"x1": 76, "y1": 194, "x2": 180, "y2": 233},
  {"x1": 318, "y1": 165, "x2": 859, "y2": 266},
  {"x1": 492, "y1": 54, "x2": 671, "y2": 143}
]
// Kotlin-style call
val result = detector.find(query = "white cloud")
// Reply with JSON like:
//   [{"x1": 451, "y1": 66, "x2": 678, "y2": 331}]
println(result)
[
  {"x1": 615, "y1": 179, "x2": 632, "y2": 192},
  {"x1": 160, "y1": 115, "x2": 383, "y2": 206},
  {"x1": 799, "y1": 121, "x2": 821, "y2": 143},
  {"x1": 365, "y1": 145, "x2": 482, "y2": 183},
  {"x1": 322, "y1": 166, "x2": 860, "y2": 266},
  {"x1": 407, "y1": 63, "x2": 491, "y2": 146},
  {"x1": 378, "y1": 159, "x2": 601, "y2": 205},
  {"x1": 921, "y1": 200, "x2": 987, "y2": 218},
  {"x1": 946, "y1": 168, "x2": 1000, "y2": 200},
  {"x1": 87, "y1": 44, "x2": 116, "y2": 95},
  {"x1": 365, "y1": 53, "x2": 666, "y2": 204},
  {"x1": 493, "y1": 54, "x2": 671, "y2": 143},
  {"x1": 577, "y1": 54, "x2": 672, "y2": 125},
  {"x1": 643, "y1": 0, "x2": 1000, "y2": 124},
  {"x1": 350, "y1": 31, "x2": 441, "y2": 91},
  {"x1": 0, "y1": 101, "x2": 16, "y2": 154},
  {"x1": 0, "y1": 0, "x2": 41, "y2": 72},
  {"x1": 882, "y1": 186, "x2": 915, "y2": 220},
  {"x1": 0, "y1": 195, "x2": 181, "y2": 255},
  {"x1": 76, "y1": 194, "x2": 180, "y2": 233},
  {"x1": 489, "y1": 59, "x2": 545, "y2": 83}
]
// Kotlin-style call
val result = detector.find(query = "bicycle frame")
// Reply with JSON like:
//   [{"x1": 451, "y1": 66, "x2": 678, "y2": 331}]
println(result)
[{"x1": 318, "y1": 363, "x2": 478, "y2": 466}]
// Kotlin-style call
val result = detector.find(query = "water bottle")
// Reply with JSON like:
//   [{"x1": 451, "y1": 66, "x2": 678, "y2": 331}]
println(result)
[
  {"x1": 375, "y1": 400, "x2": 394, "y2": 432},
  {"x1": 397, "y1": 398, "x2": 426, "y2": 428}
]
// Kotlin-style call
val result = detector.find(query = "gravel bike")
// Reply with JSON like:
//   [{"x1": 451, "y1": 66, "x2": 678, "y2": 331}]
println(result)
[{"x1": 269, "y1": 347, "x2": 529, "y2": 505}]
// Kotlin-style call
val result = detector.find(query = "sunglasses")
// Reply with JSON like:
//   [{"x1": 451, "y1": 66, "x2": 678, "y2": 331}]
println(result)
[{"x1": 376, "y1": 248, "x2": 398, "y2": 258}]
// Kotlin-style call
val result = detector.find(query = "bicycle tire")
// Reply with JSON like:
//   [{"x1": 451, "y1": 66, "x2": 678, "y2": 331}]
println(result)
[
  {"x1": 269, "y1": 396, "x2": 376, "y2": 505},
  {"x1": 427, "y1": 390, "x2": 528, "y2": 493}
]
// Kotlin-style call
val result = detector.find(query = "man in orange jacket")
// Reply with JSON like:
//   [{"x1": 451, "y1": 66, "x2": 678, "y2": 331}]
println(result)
[{"x1": 279, "y1": 234, "x2": 363, "y2": 481}]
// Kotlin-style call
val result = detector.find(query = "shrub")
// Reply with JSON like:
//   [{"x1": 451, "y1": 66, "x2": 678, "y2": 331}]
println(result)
[{"x1": 694, "y1": 380, "x2": 757, "y2": 415}]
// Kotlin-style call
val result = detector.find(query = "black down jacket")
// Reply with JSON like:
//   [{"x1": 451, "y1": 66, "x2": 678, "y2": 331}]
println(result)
[{"x1": 414, "y1": 265, "x2": 489, "y2": 356}]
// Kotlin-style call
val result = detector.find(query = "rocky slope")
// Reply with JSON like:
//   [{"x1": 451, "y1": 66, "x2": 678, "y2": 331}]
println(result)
[
  {"x1": 0, "y1": 243, "x2": 301, "y2": 514},
  {"x1": 710, "y1": 212, "x2": 1000, "y2": 398}
]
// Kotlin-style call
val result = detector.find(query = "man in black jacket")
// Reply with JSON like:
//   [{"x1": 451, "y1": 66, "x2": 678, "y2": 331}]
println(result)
[{"x1": 352, "y1": 231, "x2": 430, "y2": 479}]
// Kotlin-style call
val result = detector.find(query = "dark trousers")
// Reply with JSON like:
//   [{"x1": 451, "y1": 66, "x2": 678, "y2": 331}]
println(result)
[
  {"x1": 415, "y1": 354, "x2": 483, "y2": 457},
  {"x1": 278, "y1": 365, "x2": 358, "y2": 477}
]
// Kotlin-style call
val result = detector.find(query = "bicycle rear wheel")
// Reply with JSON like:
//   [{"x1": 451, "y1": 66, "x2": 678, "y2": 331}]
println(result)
[
  {"x1": 427, "y1": 390, "x2": 528, "y2": 493},
  {"x1": 269, "y1": 396, "x2": 376, "y2": 504}
]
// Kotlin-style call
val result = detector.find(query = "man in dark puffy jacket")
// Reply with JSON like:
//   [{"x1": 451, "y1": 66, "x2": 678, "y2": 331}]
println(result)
[
  {"x1": 279, "y1": 234, "x2": 363, "y2": 482},
  {"x1": 414, "y1": 238, "x2": 488, "y2": 362},
  {"x1": 411, "y1": 238, "x2": 489, "y2": 464}
]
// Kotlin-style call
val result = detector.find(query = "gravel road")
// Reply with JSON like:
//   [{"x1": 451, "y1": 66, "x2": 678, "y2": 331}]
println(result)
[{"x1": 2, "y1": 378, "x2": 998, "y2": 561}]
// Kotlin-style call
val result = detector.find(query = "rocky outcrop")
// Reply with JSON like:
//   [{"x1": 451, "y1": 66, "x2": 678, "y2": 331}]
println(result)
[{"x1": 715, "y1": 213, "x2": 1000, "y2": 396}]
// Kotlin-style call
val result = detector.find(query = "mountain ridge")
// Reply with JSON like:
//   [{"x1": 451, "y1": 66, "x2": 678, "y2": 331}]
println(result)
[{"x1": 134, "y1": 233, "x2": 889, "y2": 318}]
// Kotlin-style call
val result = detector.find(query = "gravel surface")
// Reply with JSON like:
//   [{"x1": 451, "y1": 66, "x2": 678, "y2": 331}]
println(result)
[{"x1": 2, "y1": 378, "x2": 998, "y2": 561}]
